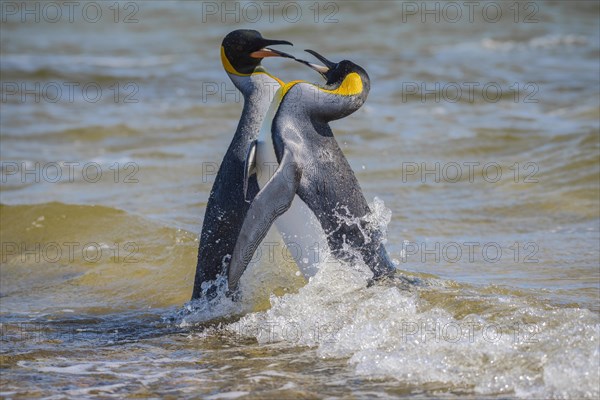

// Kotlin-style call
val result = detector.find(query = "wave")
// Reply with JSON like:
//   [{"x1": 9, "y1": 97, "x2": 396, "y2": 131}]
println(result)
[
  {"x1": 214, "y1": 260, "x2": 599, "y2": 398},
  {"x1": 1, "y1": 123, "x2": 143, "y2": 142},
  {"x1": 481, "y1": 34, "x2": 590, "y2": 52},
  {"x1": 173, "y1": 196, "x2": 599, "y2": 398},
  {"x1": 2, "y1": 192, "x2": 598, "y2": 398},
  {"x1": 1, "y1": 54, "x2": 176, "y2": 80},
  {"x1": 0, "y1": 202, "x2": 198, "y2": 313}
]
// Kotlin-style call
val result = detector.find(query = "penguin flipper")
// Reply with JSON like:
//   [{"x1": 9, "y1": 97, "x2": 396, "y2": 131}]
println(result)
[
  {"x1": 228, "y1": 149, "x2": 301, "y2": 293},
  {"x1": 243, "y1": 140, "x2": 258, "y2": 202}
]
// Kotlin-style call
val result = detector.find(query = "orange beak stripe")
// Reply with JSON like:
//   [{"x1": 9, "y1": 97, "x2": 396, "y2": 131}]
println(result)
[{"x1": 250, "y1": 48, "x2": 281, "y2": 58}]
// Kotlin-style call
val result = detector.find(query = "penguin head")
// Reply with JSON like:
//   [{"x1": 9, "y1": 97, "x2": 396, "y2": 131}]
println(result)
[
  {"x1": 293, "y1": 49, "x2": 371, "y2": 121},
  {"x1": 221, "y1": 30, "x2": 293, "y2": 75},
  {"x1": 303, "y1": 50, "x2": 369, "y2": 88}
]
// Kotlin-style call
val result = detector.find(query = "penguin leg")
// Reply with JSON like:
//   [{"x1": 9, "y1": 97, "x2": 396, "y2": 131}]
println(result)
[
  {"x1": 228, "y1": 149, "x2": 301, "y2": 293},
  {"x1": 243, "y1": 140, "x2": 257, "y2": 202}
]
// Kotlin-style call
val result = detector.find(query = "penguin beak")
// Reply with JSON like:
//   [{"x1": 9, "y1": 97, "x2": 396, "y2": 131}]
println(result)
[
  {"x1": 250, "y1": 39, "x2": 294, "y2": 59},
  {"x1": 294, "y1": 49, "x2": 337, "y2": 79}
]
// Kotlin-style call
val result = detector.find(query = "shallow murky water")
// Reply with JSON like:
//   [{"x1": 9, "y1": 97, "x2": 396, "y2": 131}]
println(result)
[{"x1": 1, "y1": 1, "x2": 599, "y2": 398}]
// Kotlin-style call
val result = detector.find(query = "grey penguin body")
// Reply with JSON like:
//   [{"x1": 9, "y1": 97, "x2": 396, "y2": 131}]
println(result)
[
  {"x1": 228, "y1": 58, "x2": 396, "y2": 293},
  {"x1": 192, "y1": 30, "x2": 292, "y2": 299},
  {"x1": 274, "y1": 103, "x2": 392, "y2": 273}
]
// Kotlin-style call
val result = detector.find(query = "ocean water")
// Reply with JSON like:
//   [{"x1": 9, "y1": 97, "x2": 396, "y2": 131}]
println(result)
[{"x1": 1, "y1": 1, "x2": 599, "y2": 398}]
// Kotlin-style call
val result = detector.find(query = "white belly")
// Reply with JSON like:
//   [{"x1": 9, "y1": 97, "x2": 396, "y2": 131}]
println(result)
[{"x1": 255, "y1": 94, "x2": 330, "y2": 278}]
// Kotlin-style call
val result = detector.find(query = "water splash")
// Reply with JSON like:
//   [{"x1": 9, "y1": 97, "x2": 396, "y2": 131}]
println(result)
[
  {"x1": 220, "y1": 254, "x2": 599, "y2": 398},
  {"x1": 175, "y1": 274, "x2": 248, "y2": 327}
]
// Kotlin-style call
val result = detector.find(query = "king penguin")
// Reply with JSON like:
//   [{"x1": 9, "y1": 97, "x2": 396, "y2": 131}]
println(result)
[
  {"x1": 191, "y1": 30, "x2": 293, "y2": 300},
  {"x1": 228, "y1": 50, "x2": 397, "y2": 294}
]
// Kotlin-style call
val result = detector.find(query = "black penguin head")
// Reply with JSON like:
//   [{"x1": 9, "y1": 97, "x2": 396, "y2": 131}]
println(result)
[
  {"x1": 292, "y1": 49, "x2": 371, "y2": 121},
  {"x1": 221, "y1": 30, "x2": 293, "y2": 75},
  {"x1": 303, "y1": 49, "x2": 369, "y2": 88},
  {"x1": 299, "y1": 49, "x2": 371, "y2": 93}
]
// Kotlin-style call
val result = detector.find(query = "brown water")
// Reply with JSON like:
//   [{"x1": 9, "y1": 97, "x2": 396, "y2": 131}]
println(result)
[{"x1": 1, "y1": 1, "x2": 599, "y2": 398}]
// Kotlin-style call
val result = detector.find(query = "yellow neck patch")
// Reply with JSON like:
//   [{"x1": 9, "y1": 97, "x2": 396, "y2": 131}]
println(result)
[
  {"x1": 280, "y1": 80, "x2": 304, "y2": 98},
  {"x1": 321, "y1": 72, "x2": 363, "y2": 96},
  {"x1": 280, "y1": 72, "x2": 364, "y2": 100}
]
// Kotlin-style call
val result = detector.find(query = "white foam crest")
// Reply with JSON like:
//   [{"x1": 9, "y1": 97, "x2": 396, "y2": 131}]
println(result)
[
  {"x1": 184, "y1": 196, "x2": 598, "y2": 398},
  {"x1": 204, "y1": 392, "x2": 249, "y2": 400},
  {"x1": 17, "y1": 356, "x2": 202, "y2": 397},
  {"x1": 481, "y1": 34, "x2": 589, "y2": 51},
  {"x1": 225, "y1": 258, "x2": 599, "y2": 398},
  {"x1": 226, "y1": 258, "x2": 377, "y2": 347}
]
